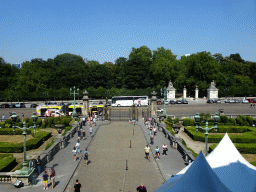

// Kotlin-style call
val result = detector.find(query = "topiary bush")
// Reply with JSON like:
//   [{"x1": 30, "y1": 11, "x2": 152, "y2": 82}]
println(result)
[
  {"x1": 166, "y1": 117, "x2": 173, "y2": 123},
  {"x1": 36, "y1": 118, "x2": 42, "y2": 127},
  {"x1": 236, "y1": 117, "x2": 243, "y2": 125},
  {"x1": 229, "y1": 118, "x2": 236, "y2": 125},
  {"x1": 239, "y1": 115, "x2": 246, "y2": 123},
  {"x1": 246, "y1": 116, "x2": 254, "y2": 126},
  {"x1": 174, "y1": 117, "x2": 179, "y2": 124},
  {"x1": 183, "y1": 118, "x2": 194, "y2": 126},
  {"x1": 23, "y1": 117, "x2": 30, "y2": 123},
  {"x1": 220, "y1": 116, "x2": 229, "y2": 124}
]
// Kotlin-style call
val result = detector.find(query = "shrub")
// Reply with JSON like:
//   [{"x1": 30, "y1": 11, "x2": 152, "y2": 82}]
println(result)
[
  {"x1": 246, "y1": 116, "x2": 254, "y2": 126},
  {"x1": 45, "y1": 139, "x2": 54, "y2": 150},
  {"x1": 236, "y1": 117, "x2": 243, "y2": 125},
  {"x1": 47, "y1": 117, "x2": 54, "y2": 128},
  {"x1": 28, "y1": 119, "x2": 34, "y2": 127},
  {"x1": 239, "y1": 115, "x2": 246, "y2": 123},
  {"x1": 36, "y1": 118, "x2": 42, "y2": 127},
  {"x1": 0, "y1": 154, "x2": 16, "y2": 172},
  {"x1": 4, "y1": 119, "x2": 12, "y2": 128},
  {"x1": 174, "y1": 117, "x2": 179, "y2": 124},
  {"x1": 23, "y1": 117, "x2": 30, "y2": 123},
  {"x1": 0, "y1": 128, "x2": 31, "y2": 135},
  {"x1": 62, "y1": 126, "x2": 72, "y2": 136},
  {"x1": 41, "y1": 122, "x2": 46, "y2": 128},
  {"x1": 16, "y1": 117, "x2": 21, "y2": 123},
  {"x1": 183, "y1": 118, "x2": 194, "y2": 126},
  {"x1": 0, "y1": 122, "x2": 4, "y2": 128},
  {"x1": 166, "y1": 117, "x2": 173, "y2": 123},
  {"x1": 229, "y1": 118, "x2": 236, "y2": 125},
  {"x1": 220, "y1": 116, "x2": 229, "y2": 124}
]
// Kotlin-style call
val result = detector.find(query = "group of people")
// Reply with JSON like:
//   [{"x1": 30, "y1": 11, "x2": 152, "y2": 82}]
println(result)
[
  {"x1": 42, "y1": 168, "x2": 56, "y2": 190},
  {"x1": 144, "y1": 118, "x2": 168, "y2": 161}
]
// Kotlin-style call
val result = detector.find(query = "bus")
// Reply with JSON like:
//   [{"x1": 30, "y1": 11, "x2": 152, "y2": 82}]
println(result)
[
  {"x1": 111, "y1": 96, "x2": 149, "y2": 107},
  {"x1": 89, "y1": 104, "x2": 104, "y2": 117},
  {"x1": 36, "y1": 104, "x2": 83, "y2": 116}
]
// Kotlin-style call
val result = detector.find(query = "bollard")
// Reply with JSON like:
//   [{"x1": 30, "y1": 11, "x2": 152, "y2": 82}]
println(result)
[
  {"x1": 133, "y1": 128, "x2": 134, "y2": 135},
  {"x1": 126, "y1": 159, "x2": 128, "y2": 170},
  {"x1": 130, "y1": 140, "x2": 131, "y2": 148}
]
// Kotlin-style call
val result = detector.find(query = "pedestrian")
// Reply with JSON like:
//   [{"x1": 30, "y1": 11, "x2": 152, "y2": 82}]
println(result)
[
  {"x1": 1, "y1": 114, "x2": 5, "y2": 120},
  {"x1": 49, "y1": 167, "x2": 55, "y2": 189},
  {"x1": 84, "y1": 148, "x2": 89, "y2": 165},
  {"x1": 153, "y1": 127, "x2": 157, "y2": 136},
  {"x1": 76, "y1": 141, "x2": 81, "y2": 154},
  {"x1": 144, "y1": 145, "x2": 150, "y2": 161},
  {"x1": 43, "y1": 171, "x2": 49, "y2": 190},
  {"x1": 73, "y1": 179, "x2": 82, "y2": 192},
  {"x1": 36, "y1": 156, "x2": 41, "y2": 175},
  {"x1": 89, "y1": 125, "x2": 93, "y2": 137},
  {"x1": 149, "y1": 126, "x2": 153, "y2": 135},
  {"x1": 163, "y1": 143, "x2": 168, "y2": 156},
  {"x1": 77, "y1": 129, "x2": 81, "y2": 141},
  {"x1": 82, "y1": 117, "x2": 86, "y2": 126},
  {"x1": 72, "y1": 146, "x2": 77, "y2": 161},
  {"x1": 155, "y1": 146, "x2": 160, "y2": 160},
  {"x1": 93, "y1": 117, "x2": 96, "y2": 126},
  {"x1": 150, "y1": 133, "x2": 154, "y2": 145},
  {"x1": 82, "y1": 129, "x2": 86, "y2": 140},
  {"x1": 136, "y1": 183, "x2": 147, "y2": 192}
]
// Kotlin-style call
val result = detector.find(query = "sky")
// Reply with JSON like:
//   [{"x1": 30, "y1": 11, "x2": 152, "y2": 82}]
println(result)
[{"x1": 1, "y1": 0, "x2": 255, "y2": 64}]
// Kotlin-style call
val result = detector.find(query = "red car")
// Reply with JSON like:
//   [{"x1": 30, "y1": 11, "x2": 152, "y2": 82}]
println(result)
[
  {"x1": 157, "y1": 101, "x2": 162, "y2": 105},
  {"x1": 248, "y1": 99, "x2": 255, "y2": 103}
]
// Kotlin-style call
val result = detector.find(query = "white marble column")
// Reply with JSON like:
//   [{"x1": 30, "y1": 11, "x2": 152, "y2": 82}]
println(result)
[
  {"x1": 183, "y1": 86, "x2": 187, "y2": 99},
  {"x1": 195, "y1": 86, "x2": 199, "y2": 101}
]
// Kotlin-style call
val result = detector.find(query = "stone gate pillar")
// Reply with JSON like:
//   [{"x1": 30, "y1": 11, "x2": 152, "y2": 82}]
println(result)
[
  {"x1": 183, "y1": 86, "x2": 187, "y2": 99},
  {"x1": 207, "y1": 80, "x2": 218, "y2": 100},
  {"x1": 151, "y1": 91, "x2": 157, "y2": 117},
  {"x1": 195, "y1": 85, "x2": 199, "y2": 101},
  {"x1": 167, "y1": 81, "x2": 176, "y2": 101},
  {"x1": 82, "y1": 90, "x2": 89, "y2": 117}
]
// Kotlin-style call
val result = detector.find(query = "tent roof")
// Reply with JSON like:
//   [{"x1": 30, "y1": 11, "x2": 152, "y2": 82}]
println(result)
[{"x1": 155, "y1": 151, "x2": 231, "y2": 192}]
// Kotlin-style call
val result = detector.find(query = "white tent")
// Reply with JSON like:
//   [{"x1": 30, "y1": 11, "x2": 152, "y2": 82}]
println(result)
[
  {"x1": 164, "y1": 133, "x2": 256, "y2": 192},
  {"x1": 155, "y1": 151, "x2": 231, "y2": 192}
]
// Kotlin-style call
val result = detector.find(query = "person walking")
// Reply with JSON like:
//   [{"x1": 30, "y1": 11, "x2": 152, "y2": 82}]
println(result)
[
  {"x1": 153, "y1": 127, "x2": 157, "y2": 136},
  {"x1": 82, "y1": 129, "x2": 86, "y2": 140},
  {"x1": 1, "y1": 114, "x2": 5, "y2": 120},
  {"x1": 93, "y1": 117, "x2": 96, "y2": 126},
  {"x1": 49, "y1": 167, "x2": 55, "y2": 189},
  {"x1": 77, "y1": 129, "x2": 81, "y2": 141},
  {"x1": 73, "y1": 179, "x2": 82, "y2": 192},
  {"x1": 36, "y1": 156, "x2": 41, "y2": 175},
  {"x1": 150, "y1": 133, "x2": 154, "y2": 145},
  {"x1": 76, "y1": 141, "x2": 81, "y2": 154},
  {"x1": 43, "y1": 171, "x2": 49, "y2": 190},
  {"x1": 84, "y1": 148, "x2": 89, "y2": 165},
  {"x1": 162, "y1": 143, "x2": 168, "y2": 156},
  {"x1": 136, "y1": 183, "x2": 147, "y2": 192},
  {"x1": 144, "y1": 145, "x2": 150, "y2": 161},
  {"x1": 72, "y1": 146, "x2": 77, "y2": 161},
  {"x1": 82, "y1": 117, "x2": 86, "y2": 126},
  {"x1": 155, "y1": 146, "x2": 160, "y2": 160},
  {"x1": 89, "y1": 125, "x2": 93, "y2": 137}
]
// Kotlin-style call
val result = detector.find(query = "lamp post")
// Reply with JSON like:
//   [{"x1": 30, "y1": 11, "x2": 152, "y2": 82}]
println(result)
[
  {"x1": 70, "y1": 86, "x2": 79, "y2": 118},
  {"x1": 11, "y1": 112, "x2": 38, "y2": 175},
  {"x1": 160, "y1": 87, "x2": 169, "y2": 116},
  {"x1": 194, "y1": 112, "x2": 219, "y2": 156}
]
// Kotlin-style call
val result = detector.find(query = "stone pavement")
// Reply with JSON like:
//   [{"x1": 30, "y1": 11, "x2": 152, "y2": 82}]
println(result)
[
  {"x1": 65, "y1": 121, "x2": 165, "y2": 192},
  {"x1": 0, "y1": 120, "x2": 108, "y2": 192},
  {"x1": 138, "y1": 118, "x2": 186, "y2": 181}
]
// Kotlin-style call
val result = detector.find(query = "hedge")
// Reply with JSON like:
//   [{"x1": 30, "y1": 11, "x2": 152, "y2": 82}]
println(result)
[
  {"x1": 209, "y1": 143, "x2": 256, "y2": 154},
  {"x1": 185, "y1": 126, "x2": 248, "y2": 133},
  {"x1": 0, "y1": 128, "x2": 31, "y2": 135},
  {"x1": 184, "y1": 127, "x2": 256, "y2": 143},
  {"x1": 0, "y1": 154, "x2": 16, "y2": 172},
  {"x1": 45, "y1": 139, "x2": 54, "y2": 150},
  {"x1": 183, "y1": 118, "x2": 194, "y2": 126},
  {"x1": 166, "y1": 125, "x2": 175, "y2": 136},
  {"x1": 62, "y1": 126, "x2": 72, "y2": 136},
  {"x1": 0, "y1": 131, "x2": 51, "y2": 153}
]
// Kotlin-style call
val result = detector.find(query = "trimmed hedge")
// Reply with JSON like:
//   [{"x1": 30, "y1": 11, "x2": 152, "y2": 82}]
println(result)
[
  {"x1": 184, "y1": 127, "x2": 256, "y2": 143},
  {"x1": 209, "y1": 143, "x2": 256, "y2": 154},
  {"x1": 62, "y1": 126, "x2": 72, "y2": 136},
  {"x1": 45, "y1": 139, "x2": 54, "y2": 150},
  {"x1": 0, "y1": 131, "x2": 51, "y2": 153},
  {"x1": 166, "y1": 125, "x2": 175, "y2": 136},
  {"x1": 185, "y1": 126, "x2": 248, "y2": 133},
  {"x1": 0, "y1": 154, "x2": 16, "y2": 172},
  {"x1": 0, "y1": 128, "x2": 31, "y2": 135},
  {"x1": 183, "y1": 118, "x2": 195, "y2": 126}
]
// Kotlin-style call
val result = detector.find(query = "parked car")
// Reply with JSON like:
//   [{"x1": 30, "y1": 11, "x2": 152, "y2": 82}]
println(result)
[
  {"x1": 234, "y1": 99, "x2": 242, "y2": 103},
  {"x1": 247, "y1": 99, "x2": 255, "y2": 103},
  {"x1": 9, "y1": 103, "x2": 16, "y2": 108},
  {"x1": 225, "y1": 99, "x2": 235, "y2": 103},
  {"x1": 169, "y1": 100, "x2": 175, "y2": 104},
  {"x1": 164, "y1": 100, "x2": 169, "y2": 105},
  {"x1": 175, "y1": 100, "x2": 182, "y2": 104},
  {"x1": 15, "y1": 103, "x2": 26, "y2": 108},
  {"x1": 0, "y1": 103, "x2": 10, "y2": 108},
  {"x1": 30, "y1": 104, "x2": 38, "y2": 108},
  {"x1": 99, "y1": 101, "x2": 103, "y2": 104},
  {"x1": 207, "y1": 99, "x2": 214, "y2": 104},
  {"x1": 182, "y1": 99, "x2": 188, "y2": 104},
  {"x1": 157, "y1": 108, "x2": 164, "y2": 113},
  {"x1": 213, "y1": 99, "x2": 221, "y2": 104},
  {"x1": 157, "y1": 101, "x2": 163, "y2": 105},
  {"x1": 242, "y1": 99, "x2": 249, "y2": 103}
]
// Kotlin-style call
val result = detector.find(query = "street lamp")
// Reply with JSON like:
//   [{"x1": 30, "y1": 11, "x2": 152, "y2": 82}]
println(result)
[
  {"x1": 160, "y1": 87, "x2": 169, "y2": 116},
  {"x1": 70, "y1": 86, "x2": 79, "y2": 118},
  {"x1": 194, "y1": 112, "x2": 219, "y2": 156},
  {"x1": 11, "y1": 112, "x2": 38, "y2": 175}
]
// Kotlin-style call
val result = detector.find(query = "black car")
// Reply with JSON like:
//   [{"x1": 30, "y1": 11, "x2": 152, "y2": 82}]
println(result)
[
  {"x1": 182, "y1": 99, "x2": 188, "y2": 104},
  {"x1": 0, "y1": 103, "x2": 10, "y2": 108},
  {"x1": 30, "y1": 104, "x2": 38, "y2": 108},
  {"x1": 207, "y1": 100, "x2": 214, "y2": 103},
  {"x1": 213, "y1": 99, "x2": 221, "y2": 104},
  {"x1": 9, "y1": 103, "x2": 16, "y2": 108},
  {"x1": 175, "y1": 100, "x2": 182, "y2": 104},
  {"x1": 169, "y1": 100, "x2": 175, "y2": 104}
]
